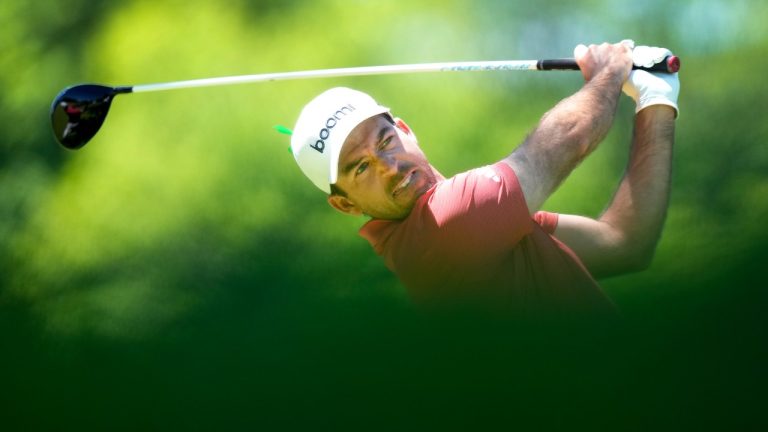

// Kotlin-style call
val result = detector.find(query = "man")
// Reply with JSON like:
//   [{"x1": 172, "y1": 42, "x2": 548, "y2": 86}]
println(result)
[{"x1": 289, "y1": 41, "x2": 679, "y2": 314}]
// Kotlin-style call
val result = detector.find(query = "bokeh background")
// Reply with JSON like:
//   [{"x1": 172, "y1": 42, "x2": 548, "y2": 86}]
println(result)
[{"x1": 2, "y1": 0, "x2": 766, "y2": 429}]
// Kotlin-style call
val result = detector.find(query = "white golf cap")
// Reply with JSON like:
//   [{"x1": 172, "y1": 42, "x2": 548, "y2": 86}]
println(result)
[{"x1": 291, "y1": 87, "x2": 390, "y2": 193}]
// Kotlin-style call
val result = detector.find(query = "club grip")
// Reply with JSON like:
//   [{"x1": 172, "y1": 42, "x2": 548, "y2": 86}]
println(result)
[
  {"x1": 537, "y1": 55, "x2": 680, "y2": 73},
  {"x1": 643, "y1": 55, "x2": 680, "y2": 73}
]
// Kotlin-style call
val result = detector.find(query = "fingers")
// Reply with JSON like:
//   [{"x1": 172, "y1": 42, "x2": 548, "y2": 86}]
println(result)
[
  {"x1": 631, "y1": 45, "x2": 673, "y2": 68},
  {"x1": 574, "y1": 41, "x2": 633, "y2": 82},
  {"x1": 575, "y1": 41, "x2": 634, "y2": 62},
  {"x1": 573, "y1": 44, "x2": 588, "y2": 61}
]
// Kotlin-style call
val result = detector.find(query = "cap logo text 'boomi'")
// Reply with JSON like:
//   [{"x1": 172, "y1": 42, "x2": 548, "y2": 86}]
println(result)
[{"x1": 310, "y1": 104, "x2": 356, "y2": 153}]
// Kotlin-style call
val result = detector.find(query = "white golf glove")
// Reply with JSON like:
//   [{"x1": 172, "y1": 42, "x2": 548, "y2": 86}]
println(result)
[{"x1": 622, "y1": 45, "x2": 680, "y2": 117}]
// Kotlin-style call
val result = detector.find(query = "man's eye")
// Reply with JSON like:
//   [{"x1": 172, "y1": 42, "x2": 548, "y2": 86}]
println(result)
[
  {"x1": 356, "y1": 161, "x2": 369, "y2": 176},
  {"x1": 379, "y1": 136, "x2": 392, "y2": 149}
]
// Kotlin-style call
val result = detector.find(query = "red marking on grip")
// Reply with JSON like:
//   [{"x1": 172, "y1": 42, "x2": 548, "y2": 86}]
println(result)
[{"x1": 667, "y1": 56, "x2": 680, "y2": 73}]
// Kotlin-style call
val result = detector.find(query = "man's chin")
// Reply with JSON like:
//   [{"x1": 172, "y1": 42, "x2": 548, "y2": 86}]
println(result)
[{"x1": 392, "y1": 186, "x2": 432, "y2": 219}]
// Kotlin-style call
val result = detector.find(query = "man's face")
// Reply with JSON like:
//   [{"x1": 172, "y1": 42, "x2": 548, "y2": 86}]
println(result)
[{"x1": 328, "y1": 114, "x2": 438, "y2": 220}]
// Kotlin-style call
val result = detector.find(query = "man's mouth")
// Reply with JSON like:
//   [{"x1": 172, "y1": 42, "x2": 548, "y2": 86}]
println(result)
[{"x1": 392, "y1": 170, "x2": 415, "y2": 197}]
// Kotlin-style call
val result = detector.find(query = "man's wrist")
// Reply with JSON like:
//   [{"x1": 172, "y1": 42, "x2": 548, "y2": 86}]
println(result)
[
  {"x1": 636, "y1": 105, "x2": 676, "y2": 125},
  {"x1": 593, "y1": 65, "x2": 630, "y2": 87},
  {"x1": 637, "y1": 99, "x2": 678, "y2": 118}
]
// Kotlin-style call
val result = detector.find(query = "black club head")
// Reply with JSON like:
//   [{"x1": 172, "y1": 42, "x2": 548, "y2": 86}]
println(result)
[{"x1": 50, "y1": 84, "x2": 122, "y2": 150}]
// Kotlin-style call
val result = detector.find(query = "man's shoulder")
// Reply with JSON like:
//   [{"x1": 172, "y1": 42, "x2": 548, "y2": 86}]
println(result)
[
  {"x1": 428, "y1": 162, "x2": 525, "y2": 220},
  {"x1": 440, "y1": 162, "x2": 516, "y2": 187}
]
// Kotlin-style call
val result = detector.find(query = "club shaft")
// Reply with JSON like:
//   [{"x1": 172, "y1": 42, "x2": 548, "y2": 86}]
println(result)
[{"x1": 130, "y1": 60, "x2": 543, "y2": 93}]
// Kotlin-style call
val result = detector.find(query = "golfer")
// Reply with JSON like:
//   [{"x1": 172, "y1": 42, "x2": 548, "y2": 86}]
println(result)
[{"x1": 290, "y1": 41, "x2": 679, "y2": 313}]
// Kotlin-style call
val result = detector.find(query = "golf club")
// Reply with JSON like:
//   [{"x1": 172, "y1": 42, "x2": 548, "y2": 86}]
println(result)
[{"x1": 50, "y1": 55, "x2": 680, "y2": 150}]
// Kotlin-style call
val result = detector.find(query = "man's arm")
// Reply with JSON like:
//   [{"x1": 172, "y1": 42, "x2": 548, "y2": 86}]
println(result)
[
  {"x1": 553, "y1": 105, "x2": 675, "y2": 278},
  {"x1": 504, "y1": 42, "x2": 632, "y2": 212}
]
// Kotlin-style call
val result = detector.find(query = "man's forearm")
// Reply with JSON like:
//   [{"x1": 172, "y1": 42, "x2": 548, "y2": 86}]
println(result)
[
  {"x1": 599, "y1": 106, "x2": 676, "y2": 268},
  {"x1": 509, "y1": 72, "x2": 625, "y2": 211},
  {"x1": 540, "y1": 72, "x2": 624, "y2": 159}
]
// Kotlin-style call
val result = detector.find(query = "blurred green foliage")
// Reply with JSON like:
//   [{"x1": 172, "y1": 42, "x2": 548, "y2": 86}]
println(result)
[{"x1": 1, "y1": 0, "x2": 767, "y2": 429}]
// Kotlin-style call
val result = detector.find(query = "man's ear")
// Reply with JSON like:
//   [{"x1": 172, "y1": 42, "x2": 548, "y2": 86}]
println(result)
[
  {"x1": 394, "y1": 117, "x2": 413, "y2": 136},
  {"x1": 327, "y1": 194, "x2": 363, "y2": 216}
]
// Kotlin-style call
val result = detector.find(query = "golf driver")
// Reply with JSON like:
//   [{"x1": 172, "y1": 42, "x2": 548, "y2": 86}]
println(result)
[{"x1": 50, "y1": 55, "x2": 680, "y2": 150}]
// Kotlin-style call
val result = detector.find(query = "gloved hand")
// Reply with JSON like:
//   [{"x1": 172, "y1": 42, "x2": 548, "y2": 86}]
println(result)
[{"x1": 622, "y1": 45, "x2": 680, "y2": 117}]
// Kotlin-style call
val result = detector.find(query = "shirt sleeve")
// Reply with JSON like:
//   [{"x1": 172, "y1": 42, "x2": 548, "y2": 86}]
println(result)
[
  {"x1": 425, "y1": 162, "x2": 534, "y2": 253},
  {"x1": 533, "y1": 211, "x2": 559, "y2": 234}
]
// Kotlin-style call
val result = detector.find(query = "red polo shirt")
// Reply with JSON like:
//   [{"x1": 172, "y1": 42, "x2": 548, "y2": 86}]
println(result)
[{"x1": 359, "y1": 162, "x2": 615, "y2": 314}]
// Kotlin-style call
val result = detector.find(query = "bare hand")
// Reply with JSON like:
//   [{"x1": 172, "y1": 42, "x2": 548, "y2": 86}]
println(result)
[{"x1": 573, "y1": 41, "x2": 633, "y2": 83}]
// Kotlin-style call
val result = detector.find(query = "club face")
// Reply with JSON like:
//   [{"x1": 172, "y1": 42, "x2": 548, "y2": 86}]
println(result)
[{"x1": 50, "y1": 84, "x2": 117, "y2": 149}]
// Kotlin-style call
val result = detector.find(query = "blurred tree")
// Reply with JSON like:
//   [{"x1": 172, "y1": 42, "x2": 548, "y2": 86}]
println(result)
[{"x1": 1, "y1": 0, "x2": 766, "y2": 429}]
